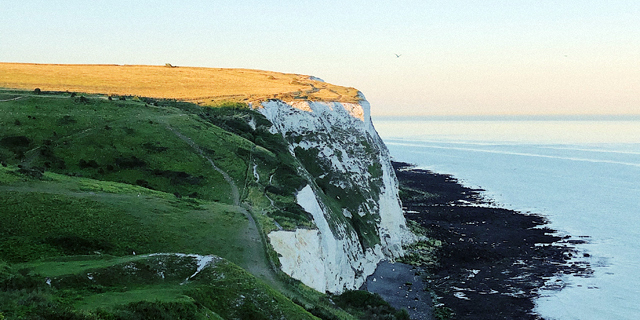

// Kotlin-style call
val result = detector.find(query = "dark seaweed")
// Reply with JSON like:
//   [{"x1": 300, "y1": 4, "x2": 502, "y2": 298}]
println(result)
[{"x1": 393, "y1": 161, "x2": 592, "y2": 320}]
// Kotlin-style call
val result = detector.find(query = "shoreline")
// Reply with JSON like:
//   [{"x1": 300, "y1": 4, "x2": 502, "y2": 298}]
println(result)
[
  {"x1": 364, "y1": 261, "x2": 433, "y2": 319},
  {"x1": 379, "y1": 161, "x2": 592, "y2": 319}
]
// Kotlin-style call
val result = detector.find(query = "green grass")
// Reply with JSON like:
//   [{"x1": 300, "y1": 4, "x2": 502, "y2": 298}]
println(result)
[
  {"x1": 0, "y1": 89, "x2": 317, "y2": 248},
  {"x1": 187, "y1": 260, "x2": 318, "y2": 320},
  {"x1": 75, "y1": 287, "x2": 193, "y2": 312},
  {"x1": 1, "y1": 254, "x2": 317, "y2": 319},
  {"x1": 0, "y1": 90, "x2": 309, "y2": 220},
  {"x1": 0, "y1": 165, "x2": 252, "y2": 268},
  {"x1": 0, "y1": 91, "x2": 240, "y2": 203},
  {"x1": 15, "y1": 255, "x2": 151, "y2": 278},
  {"x1": 0, "y1": 90, "x2": 365, "y2": 319},
  {"x1": 0, "y1": 169, "x2": 20, "y2": 184}
]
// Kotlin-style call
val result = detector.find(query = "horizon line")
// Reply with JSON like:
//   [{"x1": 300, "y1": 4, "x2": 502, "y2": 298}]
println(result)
[{"x1": 371, "y1": 114, "x2": 640, "y2": 121}]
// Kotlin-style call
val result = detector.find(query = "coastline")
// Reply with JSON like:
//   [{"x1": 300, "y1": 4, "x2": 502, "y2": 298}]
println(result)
[
  {"x1": 364, "y1": 261, "x2": 433, "y2": 319},
  {"x1": 377, "y1": 161, "x2": 592, "y2": 320}
]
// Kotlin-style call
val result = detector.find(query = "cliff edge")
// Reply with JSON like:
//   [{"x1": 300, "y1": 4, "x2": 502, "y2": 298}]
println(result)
[
  {"x1": 0, "y1": 63, "x2": 414, "y2": 294},
  {"x1": 260, "y1": 97, "x2": 414, "y2": 293}
]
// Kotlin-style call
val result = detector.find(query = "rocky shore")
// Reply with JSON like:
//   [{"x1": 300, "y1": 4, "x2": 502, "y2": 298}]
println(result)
[
  {"x1": 374, "y1": 162, "x2": 593, "y2": 320},
  {"x1": 364, "y1": 261, "x2": 433, "y2": 319}
]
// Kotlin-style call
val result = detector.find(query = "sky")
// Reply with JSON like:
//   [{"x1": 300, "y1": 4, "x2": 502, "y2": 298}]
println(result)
[{"x1": 1, "y1": 1, "x2": 639, "y2": 116}]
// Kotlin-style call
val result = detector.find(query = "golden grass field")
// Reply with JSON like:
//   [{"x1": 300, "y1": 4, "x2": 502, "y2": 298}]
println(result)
[{"x1": 0, "y1": 63, "x2": 361, "y2": 105}]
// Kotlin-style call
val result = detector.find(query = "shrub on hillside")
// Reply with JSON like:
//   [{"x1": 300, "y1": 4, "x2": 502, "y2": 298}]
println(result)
[
  {"x1": 115, "y1": 156, "x2": 146, "y2": 169},
  {"x1": 333, "y1": 290, "x2": 410, "y2": 320},
  {"x1": 0, "y1": 136, "x2": 31, "y2": 149}
]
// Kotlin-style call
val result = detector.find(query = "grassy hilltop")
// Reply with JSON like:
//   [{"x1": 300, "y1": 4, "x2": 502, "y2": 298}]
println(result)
[
  {"x1": 0, "y1": 64, "x2": 409, "y2": 320},
  {"x1": 0, "y1": 63, "x2": 361, "y2": 105}
]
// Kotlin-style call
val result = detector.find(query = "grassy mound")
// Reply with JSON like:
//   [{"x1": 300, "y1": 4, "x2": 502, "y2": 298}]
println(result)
[{"x1": 0, "y1": 254, "x2": 316, "y2": 319}]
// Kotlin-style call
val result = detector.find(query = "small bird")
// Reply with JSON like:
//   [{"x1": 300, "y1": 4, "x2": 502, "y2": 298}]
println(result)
[{"x1": 395, "y1": 53, "x2": 402, "y2": 58}]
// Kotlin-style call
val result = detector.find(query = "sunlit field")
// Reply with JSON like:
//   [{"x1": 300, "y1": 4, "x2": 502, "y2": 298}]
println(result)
[{"x1": 0, "y1": 62, "x2": 361, "y2": 104}]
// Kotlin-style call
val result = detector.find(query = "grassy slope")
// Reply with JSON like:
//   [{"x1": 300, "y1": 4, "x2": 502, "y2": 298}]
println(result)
[
  {"x1": 1, "y1": 253, "x2": 316, "y2": 319},
  {"x1": 0, "y1": 60, "x2": 410, "y2": 318},
  {"x1": 0, "y1": 169, "x2": 250, "y2": 265},
  {"x1": 0, "y1": 63, "x2": 361, "y2": 104},
  {"x1": 0, "y1": 90, "x2": 360, "y2": 319}
]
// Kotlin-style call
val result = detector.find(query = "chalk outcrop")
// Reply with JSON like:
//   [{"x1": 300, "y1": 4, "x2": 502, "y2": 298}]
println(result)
[{"x1": 260, "y1": 96, "x2": 414, "y2": 293}]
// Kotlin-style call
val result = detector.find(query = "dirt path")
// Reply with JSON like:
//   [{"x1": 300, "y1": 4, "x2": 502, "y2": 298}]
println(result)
[
  {"x1": 164, "y1": 125, "x2": 280, "y2": 285},
  {"x1": 0, "y1": 96, "x2": 24, "y2": 102},
  {"x1": 165, "y1": 125, "x2": 240, "y2": 206}
]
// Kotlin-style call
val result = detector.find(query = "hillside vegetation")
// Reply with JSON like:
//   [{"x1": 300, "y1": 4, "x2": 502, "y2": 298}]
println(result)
[
  {"x1": 0, "y1": 63, "x2": 361, "y2": 105},
  {"x1": 0, "y1": 88, "x2": 408, "y2": 320}
]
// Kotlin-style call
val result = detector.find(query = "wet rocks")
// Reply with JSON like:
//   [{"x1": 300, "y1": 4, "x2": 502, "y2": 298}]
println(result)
[{"x1": 393, "y1": 161, "x2": 591, "y2": 320}]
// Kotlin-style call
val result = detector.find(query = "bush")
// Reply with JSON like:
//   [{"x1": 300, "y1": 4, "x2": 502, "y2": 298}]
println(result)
[
  {"x1": 333, "y1": 290, "x2": 409, "y2": 320},
  {"x1": 0, "y1": 136, "x2": 31, "y2": 149},
  {"x1": 79, "y1": 159, "x2": 99, "y2": 169},
  {"x1": 213, "y1": 101, "x2": 249, "y2": 109},
  {"x1": 115, "y1": 156, "x2": 146, "y2": 169},
  {"x1": 433, "y1": 306, "x2": 454, "y2": 320},
  {"x1": 75, "y1": 96, "x2": 90, "y2": 104},
  {"x1": 117, "y1": 301, "x2": 199, "y2": 320},
  {"x1": 334, "y1": 290, "x2": 388, "y2": 309},
  {"x1": 57, "y1": 115, "x2": 77, "y2": 125}
]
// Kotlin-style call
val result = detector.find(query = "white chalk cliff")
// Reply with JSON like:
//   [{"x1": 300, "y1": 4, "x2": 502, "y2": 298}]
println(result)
[{"x1": 259, "y1": 95, "x2": 414, "y2": 293}]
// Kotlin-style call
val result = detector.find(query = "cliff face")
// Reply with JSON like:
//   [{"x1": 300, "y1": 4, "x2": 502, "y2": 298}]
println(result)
[
  {"x1": 0, "y1": 62, "x2": 414, "y2": 295},
  {"x1": 259, "y1": 96, "x2": 414, "y2": 293}
]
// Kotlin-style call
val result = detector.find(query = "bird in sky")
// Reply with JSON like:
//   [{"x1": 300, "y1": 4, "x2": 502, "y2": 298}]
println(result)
[{"x1": 395, "y1": 53, "x2": 402, "y2": 58}]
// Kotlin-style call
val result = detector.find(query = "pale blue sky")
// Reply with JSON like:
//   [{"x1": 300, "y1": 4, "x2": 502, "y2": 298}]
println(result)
[{"x1": 1, "y1": 1, "x2": 638, "y2": 115}]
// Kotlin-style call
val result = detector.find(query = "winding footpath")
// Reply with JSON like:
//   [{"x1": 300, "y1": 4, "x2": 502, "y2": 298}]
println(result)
[
  {"x1": 165, "y1": 125, "x2": 280, "y2": 284},
  {"x1": 165, "y1": 125, "x2": 240, "y2": 205},
  {"x1": 0, "y1": 96, "x2": 24, "y2": 102}
]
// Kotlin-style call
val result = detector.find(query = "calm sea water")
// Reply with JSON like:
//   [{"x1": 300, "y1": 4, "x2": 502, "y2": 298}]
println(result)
[{"x1": 373, "y1": 116, "x2": 640, "y2": 320}]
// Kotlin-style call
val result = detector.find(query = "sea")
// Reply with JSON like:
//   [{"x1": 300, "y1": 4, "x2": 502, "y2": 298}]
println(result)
[{"x1": 373, "y1": 115, "x2": 640, "y2": 320}]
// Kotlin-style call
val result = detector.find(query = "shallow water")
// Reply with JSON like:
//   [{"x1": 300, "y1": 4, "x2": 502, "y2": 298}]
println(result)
[{"x1": 374, "y1": 116, "x2": 640, "y2": 320}]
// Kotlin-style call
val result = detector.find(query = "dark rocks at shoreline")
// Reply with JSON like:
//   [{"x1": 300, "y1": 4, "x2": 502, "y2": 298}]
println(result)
[
  {"x1": 364, "y1": 261, "x2": 433, "y2": 320},
  {"x1": 392, "y1": 161, "x2": 592, "y2": 320}
]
